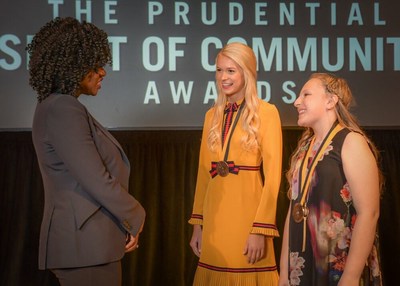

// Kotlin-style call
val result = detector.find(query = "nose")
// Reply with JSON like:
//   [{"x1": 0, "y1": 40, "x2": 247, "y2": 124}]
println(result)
[
  {"x1": 294, "y1": 96, "x2": 300, "y2": 107},
  {"x1": 221, "y1": 71, "x2": 229, "y2": 80}
]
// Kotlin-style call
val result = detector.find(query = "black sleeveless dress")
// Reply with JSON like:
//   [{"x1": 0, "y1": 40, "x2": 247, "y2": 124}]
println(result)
[{"x1": 287, "y1": 128, "x2": 382, "y2": 286}]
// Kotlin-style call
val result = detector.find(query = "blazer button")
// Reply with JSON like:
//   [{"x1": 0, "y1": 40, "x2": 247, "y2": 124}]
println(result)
[{"x1": 123, "y1": 220, "x2": 131, "y2": 230}]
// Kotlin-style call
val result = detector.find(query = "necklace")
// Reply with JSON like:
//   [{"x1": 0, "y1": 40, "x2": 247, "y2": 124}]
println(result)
[{"x1": 292, "y1": 121, "x2": 343, "y2": 251}]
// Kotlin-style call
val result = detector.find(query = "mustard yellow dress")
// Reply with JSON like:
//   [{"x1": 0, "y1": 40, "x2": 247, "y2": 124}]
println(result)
[{"x1": 189, "y1": 99, "x2": 282, "y2": 285}]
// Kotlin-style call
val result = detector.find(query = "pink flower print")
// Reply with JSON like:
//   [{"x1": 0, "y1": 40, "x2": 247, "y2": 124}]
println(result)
[
  {"x1": 318, "y1": 144, "x2": 333, "y2": 162},
  {"x1": 290, "y1": 252, "x2": 305, "y2": 286},
  {"x1": 291, "y1": 151, "x2": 305, "y2": 200},
  {"x1": 351, "y1": 215, "x2": 357, "y2": 229},
  {"x1": 368, "y1": 244, "x2": 381, "y2": 278},
  {"x1": 308, "y1": 205, "x2": 330, "y2": 272},
  {"x1": 328, "y1": 251, "x2": 347, "y2": 271},
  {"x1": 291, "y1": 175, "x2": 299, "y2": 200},
  {"x1": 311, "y1": 141, "x2": 333, "y2": 163},
  {"x1": 324, "y1": 144, "x2": 333, "y2": 154},
  {"x1": 324, "y1": 216, "x2": 345, "y2": 240},
  {"x1": 337, "y1": 227, "x2": 351, "y2": 250},
  {"x1": 340, "y1": 183, "x2": 352, "y2": 204},
  {"x1": 332, "y1": 211, "x2": 341, "y2": 219}
]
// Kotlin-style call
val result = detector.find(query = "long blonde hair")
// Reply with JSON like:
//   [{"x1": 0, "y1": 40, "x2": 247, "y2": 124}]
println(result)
[
  {"x1": 207, "y1": 42, "x2": 260, "y2": 152},
  {"x1": 286, "y1": 73, "x2": 383, "y2": 194}
]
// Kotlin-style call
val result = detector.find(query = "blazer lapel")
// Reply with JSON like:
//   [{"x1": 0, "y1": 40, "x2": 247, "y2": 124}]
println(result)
[{"x1": 85, "y1": 108, "x2": 130, "y2": 167}]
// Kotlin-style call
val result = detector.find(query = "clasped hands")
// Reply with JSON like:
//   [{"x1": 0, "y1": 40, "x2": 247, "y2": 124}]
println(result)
[{"x1": 125, "y1": 223, "x2": 144, "y2": 253}]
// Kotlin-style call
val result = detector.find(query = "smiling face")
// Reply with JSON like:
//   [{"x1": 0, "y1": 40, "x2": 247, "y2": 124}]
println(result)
[
  {"x1": 294, "y1": 78, "x2": 333, "y2": 128},
  {"x1": 76, "y1": 67, "x2": 106, "y2": 97},
  {"x1": 215, "y1": 54, "x2": 245, "y2": 103}
]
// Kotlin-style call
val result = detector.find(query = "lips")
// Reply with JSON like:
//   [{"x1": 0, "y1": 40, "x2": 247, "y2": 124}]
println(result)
[{"x1": 221, "y1": 83, "x2": 233, "y2": 90}]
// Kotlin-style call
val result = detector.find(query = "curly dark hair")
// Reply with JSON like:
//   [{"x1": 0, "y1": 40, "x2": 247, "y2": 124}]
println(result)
[{"x1": 27, "y1": 17, "x2": 112, "y2": 102}]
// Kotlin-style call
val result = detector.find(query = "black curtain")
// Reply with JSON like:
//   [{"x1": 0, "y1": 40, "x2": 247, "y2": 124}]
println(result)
[{"x1": 0, "y1": 129, "x2": 398, "y2": 286}]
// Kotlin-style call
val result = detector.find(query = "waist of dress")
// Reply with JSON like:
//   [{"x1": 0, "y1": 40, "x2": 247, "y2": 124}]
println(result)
[{"x1": 209, "y1": 161, "x2": 261, "y2": 178}]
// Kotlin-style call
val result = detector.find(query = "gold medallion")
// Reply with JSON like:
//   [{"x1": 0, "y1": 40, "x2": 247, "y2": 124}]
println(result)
[
  {"x1": 216, "y1": 161, "x2": 229, "y2": 177},
  {"x1": 292, "y1": 203, "x2": 309, "y2": 223}
]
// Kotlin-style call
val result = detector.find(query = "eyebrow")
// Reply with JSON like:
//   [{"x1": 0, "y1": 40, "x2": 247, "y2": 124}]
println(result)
[{"x1": 216, "y1": 66, "x2": 237, "y2": 70}]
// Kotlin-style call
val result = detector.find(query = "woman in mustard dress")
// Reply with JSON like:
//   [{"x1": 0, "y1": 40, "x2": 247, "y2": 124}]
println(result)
[{"x1": 189, "y1": 42, "x2": 282, "y2": 285}]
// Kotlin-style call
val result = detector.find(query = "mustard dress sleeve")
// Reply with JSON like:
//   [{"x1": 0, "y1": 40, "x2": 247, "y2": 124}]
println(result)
[
  {"x1": 188, "y1": 109, "x2": 214, "y2": 225},
  {"x1": 251, "y1": 102, "x2": 282, "y2": 237}
]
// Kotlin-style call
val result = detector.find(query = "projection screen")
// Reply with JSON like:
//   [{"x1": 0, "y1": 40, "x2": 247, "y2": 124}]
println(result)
[{"x1": 1, "y1": 1, "x2": 399, "y2": 129}]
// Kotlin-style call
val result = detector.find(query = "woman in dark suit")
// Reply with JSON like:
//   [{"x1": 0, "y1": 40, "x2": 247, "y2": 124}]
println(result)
[{"x1": 27, "y1": 17, "x2": 145, "y2": 286}]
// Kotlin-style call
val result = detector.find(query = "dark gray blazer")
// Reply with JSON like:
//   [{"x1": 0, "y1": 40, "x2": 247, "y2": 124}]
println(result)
[{"x1": 32, "y1": 93, "x2": 145, "y2": 269}]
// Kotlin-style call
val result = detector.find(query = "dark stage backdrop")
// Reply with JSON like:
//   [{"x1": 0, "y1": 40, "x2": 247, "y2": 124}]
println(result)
[
  {"x1": 0, "y1": 129, "x2": 399, "y2": 286},
  {"x1": 1, "y1": 0, "x2": 400, "y2": 129}
]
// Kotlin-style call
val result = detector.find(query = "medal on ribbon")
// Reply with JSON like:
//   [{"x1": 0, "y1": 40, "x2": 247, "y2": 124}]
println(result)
[
  {"x1": 292, "y1": 203, "x2": 309, "y2": 223},
  {"x1": 291, "y1": 122, "x2": 343, "y2": 252},
  {"x1": 215, "y1": 102, "x2": 245, "y2": 178},
  {"x1": 216, "y1": 161, "x2": 229, "y2": 177}
]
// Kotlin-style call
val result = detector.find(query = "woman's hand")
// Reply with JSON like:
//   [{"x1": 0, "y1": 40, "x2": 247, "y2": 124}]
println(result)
[
  {"x1": 125, "y1": 233, "x2": 139, "y2": 253},
  {"x1": 337, "y1": 274, "x2": 360, "y2": 286},
  {"x1": 243, "y1": 233, "x2": 265, "y2": 264},
  {"x1": 125, "y1": 222, "x2": 144, "y2": 253},
  {"x1": 278, "y1": 277, "x2": 290, "y2": 286},
  {"x1": 190, "y1": 224, "x2": 202, "y2": 257},
  {"x1": 278, "y1": 275, "x2": 290, "y2": 286}
]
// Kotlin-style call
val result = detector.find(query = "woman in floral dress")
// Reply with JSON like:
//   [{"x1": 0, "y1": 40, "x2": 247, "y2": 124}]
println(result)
[{"x1": 279, "y1": 73, "x2": 382, "y2": 286}]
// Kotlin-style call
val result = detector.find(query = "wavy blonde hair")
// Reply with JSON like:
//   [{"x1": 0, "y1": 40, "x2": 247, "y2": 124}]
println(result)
[
  {"x1": 286, "y1": 73, "x2": 383, "y2": 194},
  {"x1": 207, "y1": 42, "x2": 260, "y2": 152}
]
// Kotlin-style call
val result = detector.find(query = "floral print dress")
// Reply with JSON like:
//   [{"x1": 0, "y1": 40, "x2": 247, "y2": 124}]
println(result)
[{"x1": 287, "y1": 128, "x2": 382, "y2": 286}]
